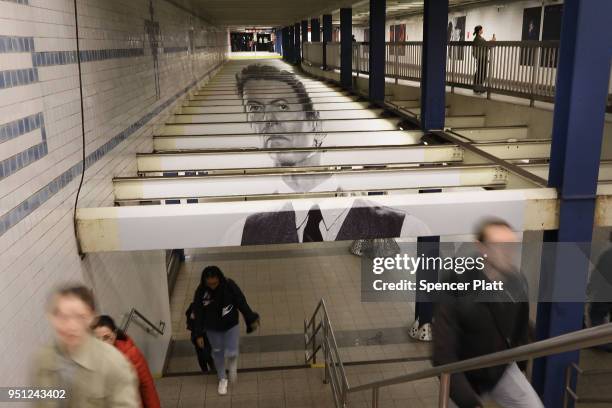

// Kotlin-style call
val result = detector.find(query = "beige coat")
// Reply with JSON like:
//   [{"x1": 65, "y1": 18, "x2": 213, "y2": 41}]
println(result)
[{"x1": 31, "y1": 334, "x2": 139, "y2": 408}]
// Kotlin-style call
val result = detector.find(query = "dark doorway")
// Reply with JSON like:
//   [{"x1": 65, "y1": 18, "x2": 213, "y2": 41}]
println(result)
[{"x1": 230, "y1": 32, "x2": 254, "y2": 52}]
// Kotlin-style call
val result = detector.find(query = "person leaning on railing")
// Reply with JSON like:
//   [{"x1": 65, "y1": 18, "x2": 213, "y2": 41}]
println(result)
[
  {"x1": 472, "y1": 25, "x2": 492, "y2": 95},
  {"x1": 432, "y1": 219, "x2": 543, "y2": 408}
]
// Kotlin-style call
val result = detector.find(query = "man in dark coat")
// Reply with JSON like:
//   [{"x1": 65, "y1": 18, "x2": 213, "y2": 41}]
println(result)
[{"x1": 432, "y1": 219, "x2": 543, "y2": 408}]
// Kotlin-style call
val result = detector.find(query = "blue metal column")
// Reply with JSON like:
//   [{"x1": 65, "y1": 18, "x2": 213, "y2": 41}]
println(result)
[
  {"x1": 420, "y1": 0, "x2": 448, "y2": 131},
  {"x1": 311, "y1": 18, "x2": 320, "y2": 42},
  {"x1": 340, "y1": 8, "x2": 352, "y2": 90},
  {"x1": 415, "y1": 188, "x2": 442, "y2": 328},
  {"x1": 275, "y1": 29, "x2": 281, "y2": 54},
  {"x1": 294, "y1": 22, "x2": 301, "y2": 63},
  {"x1": 288, "y1": 25, "x2": 295, "y2": 63},
  {"x1": 282, "y1": 26, "x2": 291, "y2": 61},
  {"x1": 322, "y1": 14, "x2": 332, "y2": 70},
  {"x1": 368, "y1": 0, "x2": 385, "y2": 103},
  {"x1": 301, "y1": 20, "x2": 308, "y2": 44},
  {"x1": 533, "y1": 1, "x2": 612, "y2": 407}
]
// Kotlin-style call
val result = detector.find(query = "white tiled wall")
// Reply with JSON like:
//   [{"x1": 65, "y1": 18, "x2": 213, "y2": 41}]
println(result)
[{"x1": 0, "y1": 0, "x2": 227, "y2": 385}]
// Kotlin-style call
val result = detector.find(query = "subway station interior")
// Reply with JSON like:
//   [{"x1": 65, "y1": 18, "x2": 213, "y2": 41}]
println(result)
[{"x1": 1, "y1": 0, "x2": 612, "y2": 407}]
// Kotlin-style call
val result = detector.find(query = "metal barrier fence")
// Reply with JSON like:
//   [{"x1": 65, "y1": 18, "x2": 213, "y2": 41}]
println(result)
[{"x1": 303, "y1": 40, "x2": 567, "y2": 104}]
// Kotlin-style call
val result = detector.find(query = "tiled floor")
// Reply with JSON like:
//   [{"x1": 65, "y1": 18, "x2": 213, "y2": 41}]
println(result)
[
  {"x1": 162, "y1": 240, "x2": 441, "y2": 406},
  {"x1": 167, "y1": 241, "x2": 429, "y2": 373},
  {"x1": 156, "y1": 361, "x2": 442, "y2": 408}
]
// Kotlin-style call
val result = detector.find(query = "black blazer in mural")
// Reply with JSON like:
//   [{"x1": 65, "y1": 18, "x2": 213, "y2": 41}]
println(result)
[{"x1": 240, "y1": 201, "x2": 407, "y2": 246}]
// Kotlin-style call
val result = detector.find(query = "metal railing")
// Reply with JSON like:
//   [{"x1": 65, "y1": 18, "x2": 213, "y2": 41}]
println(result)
[
  {"x1": 324, "y1": 42, "x2": 341, "y2": 70},
  {"x1": 303, "y1": 40, "x2": 570, "y2": 105},
  {"x1": 303, "y1": 42, "x2": 323, "y2": 67},
  {"x1": 122, "y1": 308, "x2": 166, "y2": 336},
  {"x1": 303, "y1": 297, "x2": 612, "y2": 408},
  {"x1": 304, "y1": 299, "x2": 349, "y2": 407},
  {"x1": 564, "y1": 362, "x2": 612, "y2": 406}
]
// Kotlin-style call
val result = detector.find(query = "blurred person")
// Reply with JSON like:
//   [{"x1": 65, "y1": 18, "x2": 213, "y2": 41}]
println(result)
[
  {"x1": 472, "y1": 25, "x2": 489, "y2": 94},
  {"x1": 587, "y1": 232, "x2": 612, "y2": 352},
  {"x1": 433, "y1": 219, "x2": 543, "y2": 408},
  {"x1": 32, "y1": 284, "x2": 139, "y2": 408},
  {"x1": 193, "y1": 266, "x2": 260, "y2": 395},
  {"x1": 93, "y1": 315, "x2": 161, "y2": 408},
  {"x1": 233, "y1": 64, "x2": 429, "y2": 245},
  {"x1": 185, "y1": 302, "x2": 216, "y2": 372}
]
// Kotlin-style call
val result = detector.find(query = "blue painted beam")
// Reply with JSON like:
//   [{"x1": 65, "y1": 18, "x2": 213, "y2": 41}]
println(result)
[
  {"x1": 322, "y1": 14, "x2": 332, "y2": 69},
  {"x1": 282, "y1": 27, "x2": 290, "y2": 60},
  {"x1": 288, "y1": 25, "x2": 295, "y2": 63},
  {"x1": 301, "y1": 20, "x2": 308, "y2": 45},
  {"x1": 368, "y1": 0, "x2": 385, "y2": 103},
  {"x1": 533, "y1": 1, "x2": 612, "y2": 407},
  {"x1": 311, "y1": 18, "x2": 320, "y2": 42},
  {"x1": 293, "y1": 23, "x2": 301, "y2": 63},
  {"x1": 420, "y1": 0, "x2": 448, "y2": 131},
  {"x1": 340, "y1": 8, "x2": 352, "y2": 90}
]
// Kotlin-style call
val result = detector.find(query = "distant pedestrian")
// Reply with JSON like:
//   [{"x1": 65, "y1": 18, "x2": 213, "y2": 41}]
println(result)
[
  {"x1": 193, "y1": 266, "x2": 260, "y2": 395},
  {"x1": 32, "y1": 284, "x2": 139, "y2": 408},
  {"x1": 472, "y1": 25, "x2": 489, "y2": 94},
  {"x1": 93, "y1": 315, "x2": 161, "y2": 408}
]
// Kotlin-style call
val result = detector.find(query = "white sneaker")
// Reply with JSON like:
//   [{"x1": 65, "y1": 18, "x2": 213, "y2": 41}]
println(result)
[
  {"x1": 217, "y1": 378, "x2": 228, "y2": 395},
  {"x1": 227, "y1": 356, "x2": 238, "y2": 383},
  {"x1": 417, "y1": 323, "x2": 433, "y2": 342},
  {"x1": 409, "y1": 319, "x2": 419, "y2": 339}
]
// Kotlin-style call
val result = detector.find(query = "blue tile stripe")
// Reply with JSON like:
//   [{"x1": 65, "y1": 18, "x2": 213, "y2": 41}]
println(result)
[
  {"x1": 0, "y1": 61, "x2": 224, "y2": 237},
  {"x1": 0, "y1": 142, "x2": 48, "y2": 180},
  {"x1": 32, "y1": 48, "x2": 145, "y2": 67},
  {"x1": 0, "y1": 68, "x2": 39, "y2": 89},
  {"x1": 0, "y1": 36, "x2": 34, "y2": 53},
  {"x1": 0, "y1": 112, "x2": 44, "y2": 144},
  {"x1": 0, "y1": 113, "x2": 47, "y2": 180},
  {"x1": 1, "y1": 0, "x2": 28, "y2": 4}
]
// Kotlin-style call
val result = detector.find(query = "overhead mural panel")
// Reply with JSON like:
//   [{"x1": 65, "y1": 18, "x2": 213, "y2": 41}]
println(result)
[{"x1": 153, "y1": 130, "x2": 423, "y2": 150}]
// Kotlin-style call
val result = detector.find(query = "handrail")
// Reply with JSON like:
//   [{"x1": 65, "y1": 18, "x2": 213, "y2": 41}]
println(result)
[
  {"x1": 122, "y1": 308, "x2": 166, "y2": 336},
  {"x1": 304, "y1": 299, "x2": 349, "y2": 407},
  {"x1": 351, "y1": 322, "x2": 612, "y2": 408},
  {"x1": 303, "y1": 40, "x2": 597, "y2": 104},
  {"x1": 305, "y1": 299, "x2": 612, "y2": 407},
  {"x1": 350, "y1": 322, "x2": 612, "y2": 393}
]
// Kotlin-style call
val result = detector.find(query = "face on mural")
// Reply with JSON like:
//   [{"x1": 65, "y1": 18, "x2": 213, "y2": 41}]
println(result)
[{"x1": 242, "y1": 78, "x2": 322, "y2": 167}]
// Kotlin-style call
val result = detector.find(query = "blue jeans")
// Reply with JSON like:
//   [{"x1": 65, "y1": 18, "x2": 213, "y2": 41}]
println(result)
[{"x1": 207, "y1": 324, "x2": 240, "y2": 380}]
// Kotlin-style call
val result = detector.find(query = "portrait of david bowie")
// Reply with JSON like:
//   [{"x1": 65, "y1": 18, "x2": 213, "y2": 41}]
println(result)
[{"x1": 223, "y1": 64, "x2": 430, "y2": 246}]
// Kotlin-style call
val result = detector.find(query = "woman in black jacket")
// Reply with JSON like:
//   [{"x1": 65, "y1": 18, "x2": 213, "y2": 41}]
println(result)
[{"x1": 193, "y1": 266, "x2": 259, "y2": 396}]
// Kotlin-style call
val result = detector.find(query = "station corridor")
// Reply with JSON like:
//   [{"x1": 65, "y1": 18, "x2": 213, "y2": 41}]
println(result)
[{"x1": 2, "y1": 1, "x2": 612, "y2": 408}]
